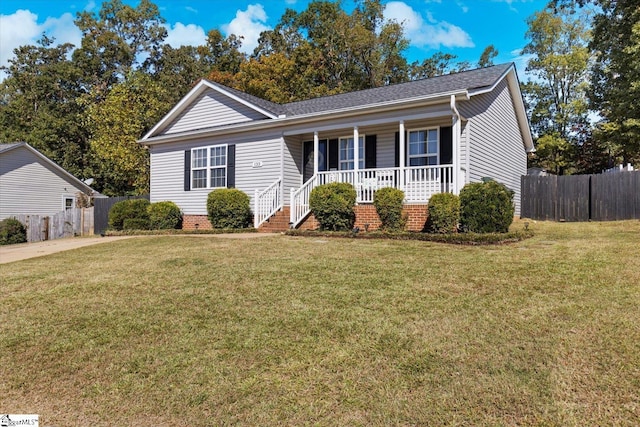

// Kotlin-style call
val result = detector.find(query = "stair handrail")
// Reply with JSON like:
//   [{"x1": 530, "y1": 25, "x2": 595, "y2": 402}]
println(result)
[
  {"x1": 254, "y1": 178, "x2": 283, "y2": 228},
  {"x1": 289, "y1": 175, "x2": 317, "y2": 227}
]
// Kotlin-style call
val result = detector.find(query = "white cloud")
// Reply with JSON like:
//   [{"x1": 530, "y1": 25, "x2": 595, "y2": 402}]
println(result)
[
  {"x1": 164, "y1": 22, "x2": 207, "y2": 48},
  {"x1": 185, "y1": 6, "x2": 198, "y2": 13},
  {"x1": 0, "y1": 9, "x2": 81, "y2": 73},
  {"x1": 221, "y1": 4, "x2": 271, "y2": 54},
  {"x1": 285, "y1": 0, "x2": 297, "y2": 4},
  {"x1": 384, "y1": 2, "x2": 474, "y2": 49}
]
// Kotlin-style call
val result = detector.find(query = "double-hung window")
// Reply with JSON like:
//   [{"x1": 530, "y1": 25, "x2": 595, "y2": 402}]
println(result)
[
  {"x1": 338, "y1": 136, "x2": 365, "y2": 170},
  {"x1": 408, "y1": 128, "x2": 438, "y2": 166},
  {"x1": 191, "y1": 144, "x2": 227, "y2": 189}
]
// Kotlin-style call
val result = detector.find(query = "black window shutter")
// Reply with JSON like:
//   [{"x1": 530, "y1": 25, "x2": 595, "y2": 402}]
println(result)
[
  {"x1": 184, "y1": 150, "x2": 191, "y2": 191},
  {"x1": 227, "y1": 145, "x2": 236, "y2": 188},
  {"x1": 328, "y1": 139, "x2": 339, "y2": 170},
  {"x1": 365, "y1": 135, "x2": 377, "y2": 169},
  {"x1": 440, "y1": 126, "x2": 453, "y2": 165}
]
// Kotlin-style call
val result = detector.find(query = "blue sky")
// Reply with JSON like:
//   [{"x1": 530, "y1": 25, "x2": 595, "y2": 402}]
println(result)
[{"x1": 0, "y1": 0, "x2": 546, "y2": 78}]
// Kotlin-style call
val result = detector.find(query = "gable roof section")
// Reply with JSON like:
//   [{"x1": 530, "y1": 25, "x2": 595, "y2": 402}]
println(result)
[
  {"x1": 141, "y1": 63, "x2": 533, "y2": 151},
  {"x1": 143, "y1": 80, "x2": 282, "y2": 139},
  {"x1": 0, "y1": 142, "x2": 95, "y2": 194}
]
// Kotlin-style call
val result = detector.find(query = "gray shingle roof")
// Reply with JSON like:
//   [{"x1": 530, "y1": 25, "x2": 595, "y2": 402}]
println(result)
[
  {"x1": 208, "y1": 63, "x2": 512, "y2": 118},
  {"x1": 0, "y1": 142, "x2": 24, "y2": 153}
]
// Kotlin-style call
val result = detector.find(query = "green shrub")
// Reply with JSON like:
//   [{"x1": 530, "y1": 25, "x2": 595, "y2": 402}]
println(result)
[
  {"x1": 108, "y1": 198, "x2": 150, "y2": 231},
  {"x1": 309, "y1": 182, "x2": 357, "y2": 231},
  {"x1": 206, "y1": 188, "x2": 252, "y2": 229},
  {"x1": 459, "y1": 181, "x2": 515, "y2": 233},
  {"x1": 373, "y1": 187, "x2": 406, "y2": 231},
  {"x1": 426, "y1": 192, "x2": 460, "y2": 233},
  {"x1": 122, "y1": 218, "x2": 151, "y2": 231},
  {"x1": 148, "y1": 201, "x2": 182, "y2": 230},
  {"x1": 0, "y1": 218, "x2": 27, "y2": 245}
]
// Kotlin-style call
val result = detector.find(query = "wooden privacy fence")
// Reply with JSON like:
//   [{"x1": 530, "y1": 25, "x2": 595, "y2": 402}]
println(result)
[
  {"x1": 93, "y1": 194, "x2": 149, "y2": 235},
  {"x1": 521, "y1": 171, "x2": 640, "y2": 221},
  {"x1": 14, "y1": 207, "x2": 94, "y2": 242}
]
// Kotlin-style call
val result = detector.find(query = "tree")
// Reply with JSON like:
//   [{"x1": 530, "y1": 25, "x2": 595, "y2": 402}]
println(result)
[
  {"x1": 250, "y1": 0, "x2": 409, "y2": 99},
  {"x1": 409, "y1": 52, "x2": 459, "y2": 80},
  {"x1": 522, "y1": 5, "x2": 591, "y2": 140},
  {"x1": 84, "y1": 72, "x2": 171, "y2": 195},
  {"x1": 521, "y1": 4, "x2": 592, "y2": 173},
  {"x1": 478, "y1": 45, "x2": 499, "y2": 68},
  {"x1": 73, "y1": 0, "x2": 167, "y2": 95},
  {"x1": 589, "y1": 0, "x2": 640, "y2": 165},
  {"x1": 0, "y1": 36, "x2": 88, "y2": 177}
]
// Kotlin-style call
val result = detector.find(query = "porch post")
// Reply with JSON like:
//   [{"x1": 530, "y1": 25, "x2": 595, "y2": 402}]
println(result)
[
  {"x1": 399, "y1": 120, "x2": 405, "y2": 191},
  {"x1": 452, "y1": 115, "x2": 460, "y2": 194},
  {"x1": 353, "y1": 126, "x2": 359, "y2": 175},
  {"x1": 450, "y1": 95, "x2": 461, "y2": 194},
  {"x1": 313, "y1": 131, "x2": 319, "y2": 176}
]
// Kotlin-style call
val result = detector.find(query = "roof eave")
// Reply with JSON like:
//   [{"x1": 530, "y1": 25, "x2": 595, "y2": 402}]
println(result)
[{"x1": 140, "y1": 90, "x2": 468, "y2": 146}]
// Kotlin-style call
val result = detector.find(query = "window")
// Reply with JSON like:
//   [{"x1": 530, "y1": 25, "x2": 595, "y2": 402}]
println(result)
[
  {"x1": 408, "y1": 128, "x2": 438, "y2": 166},
  {"x1": 191, "y1": 145, "x2": 227, "y2": 189},
  {"x1": 63, "y1": 196, "x2": 75, "y2": 211},
  {"x1": 338, "y1": 136, "x2": 365, "y2": 170}
]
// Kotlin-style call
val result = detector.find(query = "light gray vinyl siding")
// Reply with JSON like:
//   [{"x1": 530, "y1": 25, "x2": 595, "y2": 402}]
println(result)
[
  {"x1": 283, "y1": 136, "x2": 302, "y2": 194},
  {"x1": 0, "y1": 147, "x2": 86, "y2": 219},
  {"x1": 161, "y1": 89, "x2": 269, "y2": 135},
  {"x1": 460, "y1": 121, "x2": 470, "y2": 185},
  {"x1": 457, "y1": 79, "x2": 528, "y2": 215},
  {"x1": 150, "y1": 132, "x2": 283, "y2": 215}
]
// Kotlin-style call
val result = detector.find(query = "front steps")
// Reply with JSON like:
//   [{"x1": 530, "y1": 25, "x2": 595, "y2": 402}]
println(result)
[{"x1": 257, "y1": 207, "x2": 291, "y2": 232}]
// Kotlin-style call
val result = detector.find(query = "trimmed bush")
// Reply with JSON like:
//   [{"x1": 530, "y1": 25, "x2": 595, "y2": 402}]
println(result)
[
  {"x1": 207, "y1": 188, "x2": 252, "y2": 229},
  {"x1": 123, "y1": 218, "x2": 151, "y2": 231},
  {"x1": 148, "y1": 201, "x2": 182, "y2": 230},
  {"x1": 108, "y1": 198, "x2": 150, "y2": 231},
  {"x1": 426, "y1": 192, "x2": 460, "y2": 233},
  {"x1": 0, "y1": 218, "x2": 27, "y2": 245},
  {"x1": 309, "y1": 182, "x2": 357, "y2": 231},
  {"x1": 373, "y1": 187, "x2": 406, "y2": 231},
  {"x1": 459, "y1": 181, "x2": 515, "y2": 233}
]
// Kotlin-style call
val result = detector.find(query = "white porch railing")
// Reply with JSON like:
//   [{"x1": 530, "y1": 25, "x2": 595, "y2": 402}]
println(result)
[
  {"x1": 289, "y1": 165, "x2": 454, "y2": 227},
  {"x1": 254, "y1": 178, "x2": 283, "y2": 228},
  {"x1": 290, "y1": 175, "x2": 317, "y2": 227}
]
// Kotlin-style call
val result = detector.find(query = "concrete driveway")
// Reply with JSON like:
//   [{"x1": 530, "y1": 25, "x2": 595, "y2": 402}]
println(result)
[
  {"x1": 0, "y1": 233, "x2": 278, "y2": 264},
  {"x1": 0, "y1": 236, "x2": 135, "y2": 264}
]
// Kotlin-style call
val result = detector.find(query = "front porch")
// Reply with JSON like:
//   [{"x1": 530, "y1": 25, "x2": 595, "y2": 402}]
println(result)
[{"x1": 254, "y1": 106, "x2": 466, "y2": 229}]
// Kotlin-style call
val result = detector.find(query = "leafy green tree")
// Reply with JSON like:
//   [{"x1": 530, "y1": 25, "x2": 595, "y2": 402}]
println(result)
[
  {"x1": 0, "y1": 36, "x2": 88, "y2": 177},
  {"x1": 522, "y1": 5, "x2": 591, "y2": 140},
  {"x1": 478, "y1": 45, "x2": 499, "y2": 68},
  {"x1": 521, "y1": 4, "x2": 591, "y2": 173},
  {"x1": 589, "y1": 0, "x2": 640, "y2": 165},
  {"x1": 250, "y1": 0, "x2": 409, "y2": 100},
  {"x1": 73, "y1": 0, "x2": 167, "y2": 95},
  {"x1": 85, "y1": 72, "x2": 170, "y2": 195}
]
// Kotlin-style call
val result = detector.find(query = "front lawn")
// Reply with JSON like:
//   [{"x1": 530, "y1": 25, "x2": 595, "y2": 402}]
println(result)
[{"x1": 1, "y1": 221, "x2": 639, "y2": 426}]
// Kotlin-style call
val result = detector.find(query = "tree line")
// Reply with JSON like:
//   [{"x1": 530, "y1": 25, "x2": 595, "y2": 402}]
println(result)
[{"x1": 0, "y1": 0, "x2": 637, "y2": 195}]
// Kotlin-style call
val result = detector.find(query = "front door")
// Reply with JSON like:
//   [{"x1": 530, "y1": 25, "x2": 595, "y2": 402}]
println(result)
[{"x1": 303, "y1": 139, "x2": 327, "y2": 183}]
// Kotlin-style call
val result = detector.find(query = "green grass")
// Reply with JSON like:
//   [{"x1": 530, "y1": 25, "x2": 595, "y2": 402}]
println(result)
[{"x1": 1, "y1": 220, "x2": 639, "y2": 426}]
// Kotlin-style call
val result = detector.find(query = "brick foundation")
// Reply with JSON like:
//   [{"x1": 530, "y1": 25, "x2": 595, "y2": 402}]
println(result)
[
  {"x1": 185, "y1": 204, "x2": 429, "y2": 232},
  {"x1": 297, "y1": 204, "x2": 428, "y2": 232},
  {"x1": 182, "y1": 215, "x2": 212, "y2": 230}
]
